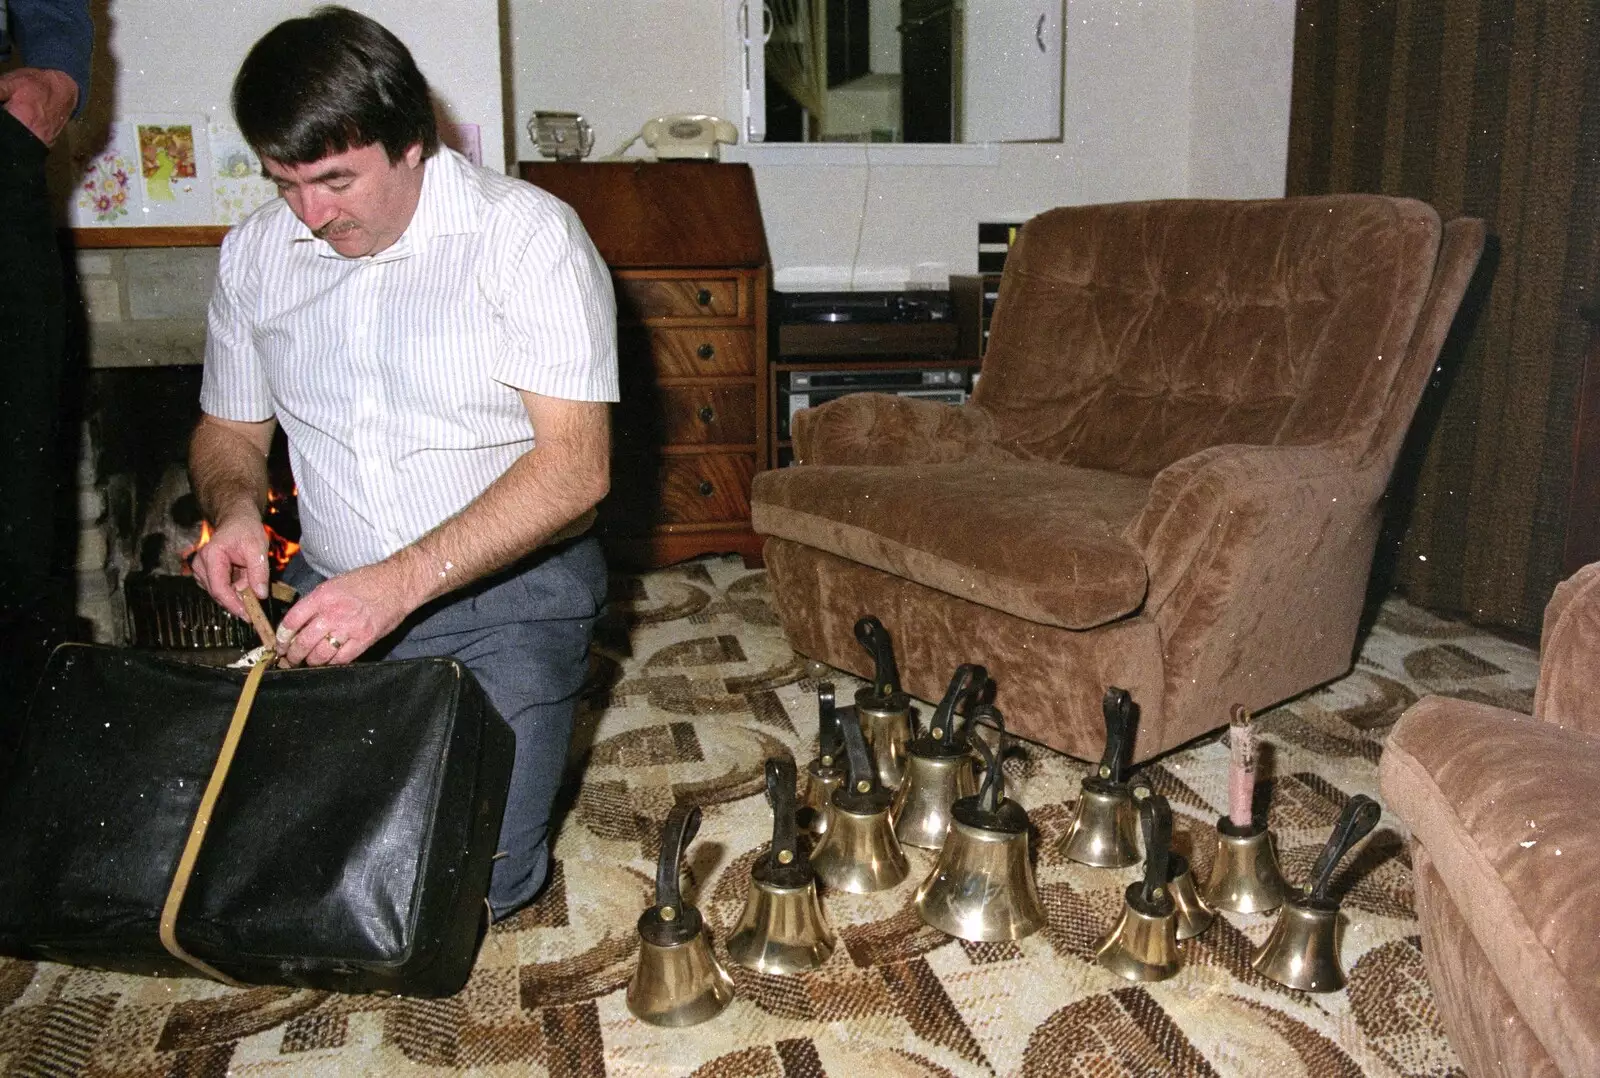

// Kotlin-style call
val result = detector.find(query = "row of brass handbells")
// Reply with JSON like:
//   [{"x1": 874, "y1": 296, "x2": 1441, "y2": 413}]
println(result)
[
  {"x1": 1063, "y1": 687, "x2": 1385, "y2": 989},
  {"x1": 626, "y1": 658, "x2": 1050, "y2": 1025},
  {"x1": 624, "y1": 618, "x2": 1383, "y2": 1025}
]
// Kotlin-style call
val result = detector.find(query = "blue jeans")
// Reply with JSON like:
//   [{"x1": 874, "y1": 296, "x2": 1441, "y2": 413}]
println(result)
[{"x1": 282, "y1": 536, "x2": 606, "y2": 918}]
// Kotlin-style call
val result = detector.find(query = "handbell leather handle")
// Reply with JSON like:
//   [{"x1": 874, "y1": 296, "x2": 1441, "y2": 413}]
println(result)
[
  {"x1": 971, "y1": 705, "x2": 1006, "y2": 813},
  {"x1": 817, "y1": 683, "x2": 841, "y2": 764},
  {"x1": 1137, "y1": 791, "x2": 1173, "y2": 906},
  {"x1": 854, "y1": 616, "x2": 902, "y2": 701},
  {"x1": 1308, "y1": 794, "x2": 1381, "y2": 902},
  {"x1": 648, "y1": 803, "x2": 702, "y2": 943},
  {"x1": 765, "y1": 757, "x2": 800, "y2": 870},
  {"x1": 839, "y1": 706, "x2": 878, "y2": 796},
  {"x1": 928, "y1": 663, "x2": 987, "y2": 743},
  {"x1": 1100, "y1": 687, "x2": 1135, "y2": 784}
]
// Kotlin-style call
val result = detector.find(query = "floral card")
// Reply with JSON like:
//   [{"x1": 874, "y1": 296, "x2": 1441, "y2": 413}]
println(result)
[
  {"x1": 67, "y1": 122, "x2": 141, "y2": 227},
  {"x1": 132, "y1": 119, "x2": 213, "y2": 225},
  {"x1": 208, "y1": 123, "x2": 278, "y2": 225}
]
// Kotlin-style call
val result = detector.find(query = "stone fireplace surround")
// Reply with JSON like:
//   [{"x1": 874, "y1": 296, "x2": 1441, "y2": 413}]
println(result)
[{"x1": 73, "y1": 243, "x2": 292, "y2": 644}]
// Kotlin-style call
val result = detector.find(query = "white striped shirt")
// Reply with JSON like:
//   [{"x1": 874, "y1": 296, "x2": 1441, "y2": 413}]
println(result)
[{"x1": 200, "y1": 147, "x2": 619, "y2": 578}]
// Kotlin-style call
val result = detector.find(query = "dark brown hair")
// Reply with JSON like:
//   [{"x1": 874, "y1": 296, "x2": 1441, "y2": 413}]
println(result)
[{"x1": 233, "y1": 6, "x2": 438, "y2": 165}]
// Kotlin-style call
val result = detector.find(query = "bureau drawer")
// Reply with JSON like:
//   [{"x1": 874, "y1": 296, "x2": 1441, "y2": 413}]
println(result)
[
  {"x1": 615, "y1": 276, "x2": 742, "y2": 321},
  {"x1": 620, "y1": 328, "x2": 756, "y2": 377},
  {"x1": 602, "y1": 453, "x2": 756, "y2": 529},
  {"x1": 615, "y1": 384, "x2": 757, "y2": 449}
]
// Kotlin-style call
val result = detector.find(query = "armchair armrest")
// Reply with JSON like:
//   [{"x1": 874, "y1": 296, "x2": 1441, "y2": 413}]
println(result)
[
  {"x1": 791, "y1": 394, "x2": 1003, "y2": 467},
  {"x1": 1533, "y1": 561, "x2": 1600, "y2": 734},
  {"x1": 1126, "y1": 440, "x2": 1377, "y2": 618}
]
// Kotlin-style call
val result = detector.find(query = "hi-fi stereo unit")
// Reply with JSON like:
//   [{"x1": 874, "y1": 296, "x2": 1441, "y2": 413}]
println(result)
[{"x1": 777, "y1": 367, "x2": 971, "y2": 442}]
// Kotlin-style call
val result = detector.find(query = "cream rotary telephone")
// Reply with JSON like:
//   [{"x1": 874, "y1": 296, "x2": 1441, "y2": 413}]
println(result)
[{"x1": 607, "y1": 115, "x2": 738, "y2": 161}]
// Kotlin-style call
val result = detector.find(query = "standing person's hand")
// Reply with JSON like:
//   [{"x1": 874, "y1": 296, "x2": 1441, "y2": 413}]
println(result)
[
  {"x1": 0, "y1": 68, "x2": 79, "y2": 146},
  {"x1": 190, "y1": 514, "x2": 270, "y2": 621},
  {"x1": 275, "y1": 561, "x2": 418, "y2": 667}
]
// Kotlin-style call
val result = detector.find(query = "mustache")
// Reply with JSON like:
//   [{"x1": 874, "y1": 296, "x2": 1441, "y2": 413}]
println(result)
[{"x1": 313, "y1": 220, "x2": 357, "y2": 240}]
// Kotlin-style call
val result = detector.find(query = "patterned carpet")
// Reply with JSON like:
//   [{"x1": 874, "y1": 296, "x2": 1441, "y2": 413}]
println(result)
[{"x1": 0, "y1": 556, "x2": 1542, "y2": 1077}]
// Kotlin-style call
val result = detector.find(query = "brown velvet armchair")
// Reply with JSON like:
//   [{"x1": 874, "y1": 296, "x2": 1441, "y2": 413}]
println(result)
[
  {"x1": 752, "y1": 196, "x2": 1485, "y2": 762},
  {"x1": 1380, "y1": 563, "x2": 1600, "y2": 1077}
]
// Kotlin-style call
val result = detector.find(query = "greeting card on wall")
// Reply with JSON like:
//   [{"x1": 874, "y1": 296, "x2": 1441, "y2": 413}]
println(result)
[
  {"x1": 208, "y1": 123, "x2": 278, "y2": 225},
  {"x1": 442, "y1": 123, "x2": 481, "y2": 167},
  {"x1": 133, "y1": 120, "x2": 213, "y2": 225},
  {"x1": 67, "y1": 122, "x2": 142, "y2": 227}
]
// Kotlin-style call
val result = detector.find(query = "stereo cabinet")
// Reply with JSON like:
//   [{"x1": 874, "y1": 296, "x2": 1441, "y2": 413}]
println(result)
[{"x1": 518, "y1": 162, "x2": 770, "y2": 568}]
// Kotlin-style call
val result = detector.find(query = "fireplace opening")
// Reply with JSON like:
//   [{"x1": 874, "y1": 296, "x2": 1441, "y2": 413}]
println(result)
[{"x1": 89, "y1": 367, "x2": 299, "y2": 648}]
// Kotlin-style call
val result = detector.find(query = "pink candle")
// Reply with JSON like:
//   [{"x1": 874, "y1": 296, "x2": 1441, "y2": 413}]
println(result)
[{"x1": 1228, "y1": 704, "x2": 1256, "y2": 829}]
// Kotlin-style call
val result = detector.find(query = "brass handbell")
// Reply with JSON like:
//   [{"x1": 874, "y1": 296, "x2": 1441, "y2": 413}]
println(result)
[
  {"x1": 915, "y1": 706, "x2": 1046, "y2": 941},
  {"x1": 1126, "y1": 782, "x2": 1213, "y2": 941},
  {"x1": 727, "y1": 757, "x2": 837, "y2": 974},
  {"x1": 802, "y1": 683, "x2": 847, "y2": 838},
  {"x1": 1202, "y1": 814, "x2": 1288, "y2": 914},
  {"x1": 892, "y1": 664, "x2": 986, "y2": 849},
  {"x1": 810, "y1": 703, "x2": 910, "y2": 893},
  {"x1": 1058, "y1": 687, "x2": 1142, "y2": 868},
  {"x1": 626, "y1": 804, "x2": 735, "y2": 1026},
  {"x1": 1167, "y1": 852, "x2": 1214, "y2": 941},
  {"x1": 1095, "y1": 792, "x2": 1182, "y2": 982},
  {"x1": 1253, "y1": 794, "x2": 1382, "y2": 992},
  {"x1": 853, "y1": 615, "x2": 913, "y2": 790}
]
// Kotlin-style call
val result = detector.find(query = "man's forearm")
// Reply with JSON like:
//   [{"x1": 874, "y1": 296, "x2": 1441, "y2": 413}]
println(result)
[
  {"x1": 387, "y1": 408, "x2": 609, "y2": 609},
  {"x1": 189, "y1": 418, "x2": 270, "y2": 527}
]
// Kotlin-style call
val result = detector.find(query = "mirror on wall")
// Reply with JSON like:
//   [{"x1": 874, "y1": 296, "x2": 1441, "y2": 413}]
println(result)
[{"x1": 756, "y1": 0, "x2": 1062, "y2": 144}]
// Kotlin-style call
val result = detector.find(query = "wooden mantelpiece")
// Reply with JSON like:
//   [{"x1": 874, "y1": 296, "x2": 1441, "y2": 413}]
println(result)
[{"x1": 71, "y1": 226, "x2": 229, "y2": 248}]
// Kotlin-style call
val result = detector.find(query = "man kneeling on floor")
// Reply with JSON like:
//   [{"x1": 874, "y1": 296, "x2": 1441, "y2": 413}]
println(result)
[{"x1": 188, "y1": 6, "x2": 618, "y2": 923}]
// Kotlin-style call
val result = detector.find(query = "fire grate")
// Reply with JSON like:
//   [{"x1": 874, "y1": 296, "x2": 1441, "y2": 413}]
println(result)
[{"x1": 122, "y1": 573, "x2": 289, "y2": 649}]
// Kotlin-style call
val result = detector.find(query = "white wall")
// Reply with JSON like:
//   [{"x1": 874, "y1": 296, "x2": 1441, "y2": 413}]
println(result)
[
  {"x1": 1188, "y1": 0, "x2": 1297, "y2": 199},
  {"x1": 91, "y1": 0, "x2": 505, "y2": 171},
  {"x1": 507, "y1": 0, "x2": 725, "y2": 161},
  {"x1": 506, "y1": 0, "x2": 1295, "y2": 289}
]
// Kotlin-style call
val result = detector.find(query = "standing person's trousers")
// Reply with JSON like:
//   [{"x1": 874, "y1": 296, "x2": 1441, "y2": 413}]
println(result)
[
  {"x1": 0, "y1": 108, "x2": 70, "y2": 704},
  {"x1": 283, "y1": 534, "x2": 607, "y2": 919}
]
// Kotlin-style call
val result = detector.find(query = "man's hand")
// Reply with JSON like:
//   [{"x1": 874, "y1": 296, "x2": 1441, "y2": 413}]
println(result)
[
  {"x1": 275, "y1": 559, "x2": 423, "y2": 667},
  {"x1": 0, "y1": 68, "x2": 79, "y2": 146},
  {"x1": 190, "y1": 513, "x2": 270, "y2": 621}
]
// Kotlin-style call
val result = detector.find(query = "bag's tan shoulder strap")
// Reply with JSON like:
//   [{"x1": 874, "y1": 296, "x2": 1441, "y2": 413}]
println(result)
[{"x1": 157, "y1": 652, "x2": 272, "y2": 986}]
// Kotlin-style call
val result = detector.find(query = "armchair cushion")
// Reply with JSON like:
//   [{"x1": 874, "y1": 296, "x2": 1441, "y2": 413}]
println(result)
[
  {"x1": 1380, "y1": 697, "x2": 1600, "y2": 1074},
  {"x1": 751, "y1": 460, "x2": 1152, "y2": 630}
]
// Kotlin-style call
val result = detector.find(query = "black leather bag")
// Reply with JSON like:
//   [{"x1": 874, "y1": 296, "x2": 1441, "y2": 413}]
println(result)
[{"x1": 0, "y1": 645, "x2": 514, "y2": 997}]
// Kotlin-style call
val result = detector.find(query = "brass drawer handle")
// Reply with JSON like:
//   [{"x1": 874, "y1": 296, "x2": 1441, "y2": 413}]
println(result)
[
  {"x1": 696, "y1": 342, "x2": 716, "y2": 360},
  {"x1": 698, "y1": 406, "x2": 716, "y2": 423},
  {"x1": 696, "y1": 288, "x2": 713, "y2": 307},
  {"x1": 697, "y1": 480, "x2": 714, "y2": 497}
]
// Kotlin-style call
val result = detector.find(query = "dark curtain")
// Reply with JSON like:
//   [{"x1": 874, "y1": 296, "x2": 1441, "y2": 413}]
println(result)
[{"x1": 1287, "y1": 0, "x2": 1600, "y2": 633}]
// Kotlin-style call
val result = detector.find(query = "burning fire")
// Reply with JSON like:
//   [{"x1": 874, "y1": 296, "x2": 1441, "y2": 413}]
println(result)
[
  {"x1": 266, "y1": 526, "x2": 301, "y2": 571},
  {"x1": 182, "y1": 493, "x2": 301, "y2": 574}
]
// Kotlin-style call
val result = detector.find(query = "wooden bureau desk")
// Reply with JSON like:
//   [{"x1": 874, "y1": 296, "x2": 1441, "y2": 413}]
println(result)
[{"x1": 519, "y1": 161, "x2": 770, "y2": 569}]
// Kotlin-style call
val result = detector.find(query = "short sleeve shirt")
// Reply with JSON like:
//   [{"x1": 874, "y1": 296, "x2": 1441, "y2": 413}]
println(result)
[{"x1": 199, "y1": 147, "x2": 619, "y2": 577}]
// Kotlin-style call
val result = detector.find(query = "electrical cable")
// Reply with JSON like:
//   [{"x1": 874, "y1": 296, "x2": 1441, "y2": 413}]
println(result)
[
  {"x1": 847, "y1": 154, "x2": 871, "y2": 289},
  {"x1": 601, "y1": 130, "x2": 643, "y2": 160}
]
